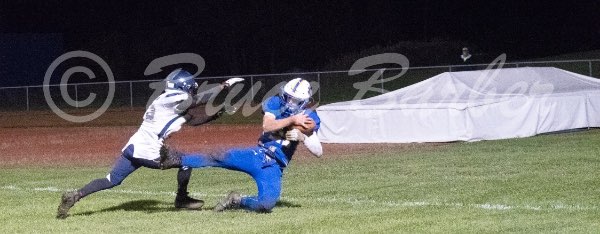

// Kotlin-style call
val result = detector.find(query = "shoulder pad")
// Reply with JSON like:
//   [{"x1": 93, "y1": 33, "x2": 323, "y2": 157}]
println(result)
[{"x1": 262, "y1": 96, "x2": 283, "y2": 116}]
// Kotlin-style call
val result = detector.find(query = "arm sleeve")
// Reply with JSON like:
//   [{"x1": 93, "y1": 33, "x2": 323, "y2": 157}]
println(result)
[
  {"x1": 174, "y1": 99, "x2": 192, "y2": 115},
  {"x1": 184, "y1": 107, "x2": 223, "y2": 126},
  {"x1": 303, "y1": 133, "x2": 323, "y2": 157}
]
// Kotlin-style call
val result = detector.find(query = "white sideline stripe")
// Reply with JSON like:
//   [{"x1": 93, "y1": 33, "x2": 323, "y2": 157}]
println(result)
[
  {"x1": 1, "y1": 185, "x2": 222, "y2": 198},
  {"x1": 1, "y1": 185, "x2": 597, "y2": 211}
]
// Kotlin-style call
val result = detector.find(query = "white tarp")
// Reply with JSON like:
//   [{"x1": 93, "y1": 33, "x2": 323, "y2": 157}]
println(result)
[{"x1": 317, "y1": 67, "x2": 600, "y2": 143}]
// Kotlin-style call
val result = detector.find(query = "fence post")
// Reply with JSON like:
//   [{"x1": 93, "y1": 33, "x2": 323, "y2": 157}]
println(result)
[
  {"x1": 75, "y1": 84, "x2": 78, "y2": 108},
  {"x1": 317, "y1": 73, "x2": 321, "y2": 103},
  {"x1": 448, "y1": 66, "x2": 452, "y2": 72},
  {"x1": 380, "y1": 69, "x2": 385, "y2": 93},
  {"x1": 129, "y1": 82, "x2": 133, "y2": 108},
  {"x1": 25, "y1": 87, "x2": 29, "y2": 111},
  {"x1": 589, "y1": 61, "x2": 593, "y2": 77},
  {"x1": 250, "y1": 76, "x2": 254, "y2": 102}
]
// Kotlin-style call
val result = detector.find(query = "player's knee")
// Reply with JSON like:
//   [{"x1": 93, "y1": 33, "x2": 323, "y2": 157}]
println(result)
[
  {"x1": 107, "y1": 173, "x2": 124, "y2": 186},
  {"x1": 256, "y1": 199, "x2": 277, "y2": 212}
]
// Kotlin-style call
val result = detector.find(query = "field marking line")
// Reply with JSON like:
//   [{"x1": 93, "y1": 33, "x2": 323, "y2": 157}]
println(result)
[
  {"x1": 1, "y1": 185, "x2": 228, "y2": 198},
  {"x1": 1, "y1": 185, "x2": 597, "y2": 211}
]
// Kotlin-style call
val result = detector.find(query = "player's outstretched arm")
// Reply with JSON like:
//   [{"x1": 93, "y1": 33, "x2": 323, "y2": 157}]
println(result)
[
  {"x1": 193, "y1": 84, "x2": 224, "y2": 106},
  {"x1": 184, "y1": 108, "x2": 223, "y2": 126},
  {"x1": 182, "y1": 78, "x2": 243, "y2": 126},
  {"x1": 193, "y1": 77, "x2": 244, "y2": 106}
]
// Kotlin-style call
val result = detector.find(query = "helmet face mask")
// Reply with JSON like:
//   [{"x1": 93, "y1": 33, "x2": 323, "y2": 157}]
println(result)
[
  {"x1": 165, "y1": 69, "x2": 198, "y2": 95},
  {"x1": 281, "y1": 91, "x2": 308, "y2": 115},
  {"x1": 280, "y1": 78, "x2": 312, "y2": 115},
  {"x1": 174, "y1": 77, "x2": 198, "y2": 94}
]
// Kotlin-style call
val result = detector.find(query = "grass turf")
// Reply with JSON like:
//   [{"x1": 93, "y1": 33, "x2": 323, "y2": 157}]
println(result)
[{"x1": 1, "y1": 129, "x2": 599, "y2": 233}]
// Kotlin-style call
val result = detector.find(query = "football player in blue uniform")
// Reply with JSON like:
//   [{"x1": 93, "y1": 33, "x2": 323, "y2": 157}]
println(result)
[
  {"x1": 160, "y1": 78, "x2": 323, "y2": 213},
  {"x1": 56, "y1": 69, "x2": 244, "y2": 219}
]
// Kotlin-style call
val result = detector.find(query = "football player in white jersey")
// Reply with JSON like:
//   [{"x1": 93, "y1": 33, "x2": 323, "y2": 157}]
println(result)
[{"x1": 56, "y1": 69, "x2": 244, "y2": 219}]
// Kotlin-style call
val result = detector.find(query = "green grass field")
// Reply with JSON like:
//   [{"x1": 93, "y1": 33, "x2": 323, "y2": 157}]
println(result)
[{"x1": 1, "y1": 129, "x2": 599, "y2": 233}]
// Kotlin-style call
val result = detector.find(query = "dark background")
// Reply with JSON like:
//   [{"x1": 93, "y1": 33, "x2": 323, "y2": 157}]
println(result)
[{"x1": 1, "y1": 0, "x2": 599, "y2": 86}]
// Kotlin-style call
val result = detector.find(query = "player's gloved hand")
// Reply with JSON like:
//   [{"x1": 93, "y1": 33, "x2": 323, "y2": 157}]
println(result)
[
  {"x1": 285, "y1": 129, "x2": 305, "y2": 142},
  {"x1": 223, "y1": 77, "x2": 244, "y2": 88},
  {"x1": 223, "y1": 105, "x2": 238, "y2": 114}
]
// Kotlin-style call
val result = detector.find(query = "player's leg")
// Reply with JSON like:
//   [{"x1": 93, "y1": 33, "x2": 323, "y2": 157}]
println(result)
[
  {"x1": 180, "y1": 147, "x2": 268, "y2": 172},
  {"x1": 168, "y1": 146, "x2": 281, "y2": 212},
  {"x1": 178, "y1": 152, "x2": 220, "y2": 168},
  {"x1": 160, "y1": 144, "x2": 265, "y2": 171},
  {"x1": 213, "y1": 151, "x2": 282, "y2": 212},
  {"x1": 174, "y1": 167, "x2": 204, "y2": 209},
  {"x1": 238, "y1": 164, "x2": 282, "y2": 212},
  {"x1": 121, "y1": 150, "x2": 204, "y2": 210},
  {"x1": 56, "y1": 153, "x2": 139, "y2": 219},
  {"x1": 157, "y1": 145, "x2": 204, "y2": 209}
]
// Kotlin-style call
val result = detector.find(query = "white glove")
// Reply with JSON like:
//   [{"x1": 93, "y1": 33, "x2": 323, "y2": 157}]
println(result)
[
  {"x1": 285, "y1": 129, "x2": 305, "y2": 142},
  {"x1": 224, "y1": 77, "x2": 244, "y2": 88},
  {"x1": 223, "y1": 105, "x2": 238, "y2": 114}
]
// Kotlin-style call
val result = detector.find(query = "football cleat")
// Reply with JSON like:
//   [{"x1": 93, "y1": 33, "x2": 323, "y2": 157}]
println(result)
[
  {"x1": 56, "y1": 191, "x2": 81, "y2": 219},
  {"x1": 213, "y1": 191, "x2": 242, "y2": 212},
  {"x1": 175, "y1": 192, "x2": 204, "y2": 210}
]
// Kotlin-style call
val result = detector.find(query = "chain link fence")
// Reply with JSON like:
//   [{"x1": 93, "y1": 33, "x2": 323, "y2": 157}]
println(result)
[{"x1": 0, "y1": 59, "x2": 598, "y2": 112}]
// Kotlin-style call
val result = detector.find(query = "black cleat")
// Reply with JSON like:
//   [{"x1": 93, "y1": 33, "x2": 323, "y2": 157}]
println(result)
[
  {"x1": 159, "y1": 145, "x2": 182, "y2": 170},
  {"x1": 175, "y1": 192, "x2": 204, "y2": 210},
  {"x1": 213, "y1": 191, "x2": 242, "y2": 212},
  {"x1": 56, "y1": 191, "x2": 81, "y2": 219}
]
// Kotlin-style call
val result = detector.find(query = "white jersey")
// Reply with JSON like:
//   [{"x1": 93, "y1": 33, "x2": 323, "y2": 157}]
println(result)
[{"x1": 123, "y1": 89, "x2": 191, "y2": 160}]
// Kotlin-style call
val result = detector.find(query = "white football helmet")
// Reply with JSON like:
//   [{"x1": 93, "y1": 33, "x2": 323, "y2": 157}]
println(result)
[{"x1": 280, "y1": 78, "x2": 312, "y2": 114}]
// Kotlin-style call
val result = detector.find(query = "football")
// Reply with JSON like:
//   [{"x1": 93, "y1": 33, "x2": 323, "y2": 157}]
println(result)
[{"x1": 292, "y1": 118, "x2": 316, "y2": 135}]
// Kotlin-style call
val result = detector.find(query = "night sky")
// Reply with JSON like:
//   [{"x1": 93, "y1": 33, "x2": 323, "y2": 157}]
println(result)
[{"x1": 1, "y1": 0, "x2": 599, "y2": 86}]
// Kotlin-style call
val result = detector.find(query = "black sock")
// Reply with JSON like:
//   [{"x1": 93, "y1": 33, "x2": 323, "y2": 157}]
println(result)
[
  {"x1": 177, "y1": 167, "x2": 192, "y2": 196},
  {"x1": 78, "y1": 178, "x2": 115, "y2": 198}
]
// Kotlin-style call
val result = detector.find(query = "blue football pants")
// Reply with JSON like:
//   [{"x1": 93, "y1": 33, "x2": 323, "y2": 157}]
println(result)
[
  {"x1": 181, "y1": 147, "x2": 283, "y2": 212},
  {"x1": 79, "y1": 144, "x2": 192, "y2": 198}
]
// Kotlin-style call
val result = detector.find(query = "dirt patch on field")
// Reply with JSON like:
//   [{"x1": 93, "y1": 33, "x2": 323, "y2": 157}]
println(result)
[
  {"x1": 0, "y1": 108, "x2": 147, "y2": 128},
  {"x1": 0, "y1": 125, "x2": 446, "y2": 167}
]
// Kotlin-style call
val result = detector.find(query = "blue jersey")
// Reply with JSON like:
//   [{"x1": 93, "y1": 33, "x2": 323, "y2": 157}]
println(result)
[{"x1": 258, "y1": 96, "x2": 321, "y2": 167}]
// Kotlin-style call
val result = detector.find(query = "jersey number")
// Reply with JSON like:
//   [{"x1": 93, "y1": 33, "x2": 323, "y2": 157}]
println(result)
[{"x1": 145, "y1": 105, "x2": 156, "y2": 121}]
